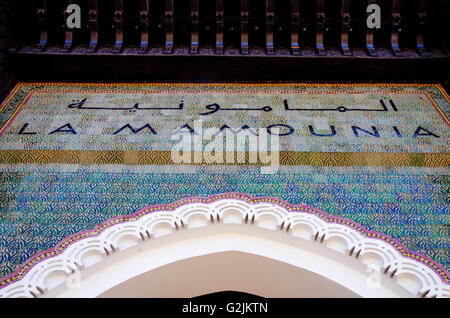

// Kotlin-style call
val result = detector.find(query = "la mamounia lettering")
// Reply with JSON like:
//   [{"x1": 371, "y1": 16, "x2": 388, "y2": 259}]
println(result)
[{"x1": 16, "y1": 122, "x2": 441, "y2": 139}]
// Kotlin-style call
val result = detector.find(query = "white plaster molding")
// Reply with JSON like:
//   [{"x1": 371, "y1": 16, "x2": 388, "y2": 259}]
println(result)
[{"x1": 0, "y1": 195, "x2": 449, "y2": 298}]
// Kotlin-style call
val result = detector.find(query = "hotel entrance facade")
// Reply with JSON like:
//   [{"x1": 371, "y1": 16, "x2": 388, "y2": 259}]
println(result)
[{"x1": 0, "y1": 1, "x2": 449, "y2": 299}]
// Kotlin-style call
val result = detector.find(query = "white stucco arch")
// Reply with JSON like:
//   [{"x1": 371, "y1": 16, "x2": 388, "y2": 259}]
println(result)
[
  {"x1": 48, "y1": 226, "x2": 410, "y2": 298},
  {"x1": 1, "y1": 195, "x2": 449, "y2": 298}
]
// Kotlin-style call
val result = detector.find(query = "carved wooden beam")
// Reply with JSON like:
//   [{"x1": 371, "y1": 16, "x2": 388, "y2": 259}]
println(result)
[
  {"x1": 366, "y1": 0, "x2": 377, "y2": 56},
  {"x1": 266, "y1": 0, "x2": 275, "y2": 54},
  {"x1": 87, "y1": 0, "x2": 99, "y2": 53},
  {"x1": 215, "y1": 0, "x2": 224, "y2": 54},
  {"x1": 164, "y1": 0, "x2": 174, "y2": 53},
  {"x1": 316, "y1": 0, "x2": 326, "y2": 56},
  {"x1": 341, "y1": 0, "x2": 352, "y2": 56},
  {"x1": 113, "y1": 0, "x2": 124, "y2": 53},
  {"x1": 139, "y1": 0, "x2": 150, "y2": 53},
  {"x1": 36, "y1": 0, "x2": 48, "y2": 52},
  {"x1": 241, "y1": 0, "x2": 249, "y2": 54},
  {"x1": 390, "y1": 0, "x2": 404, "y2": 56},
  {"x1": 190, "y1": 0, "x2": 199, "y2": 53},
  {"x1": 62, "y1": 0, "x2": 74, "y2": 52},
  {"x1": 291, "y1": 0, "x2": 300, "y2": 55}
]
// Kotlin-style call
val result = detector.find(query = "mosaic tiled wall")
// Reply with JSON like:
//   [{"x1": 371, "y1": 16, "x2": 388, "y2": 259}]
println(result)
[{"x1": 0, "y1": 83, "x2": 448, "y2": 280}]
